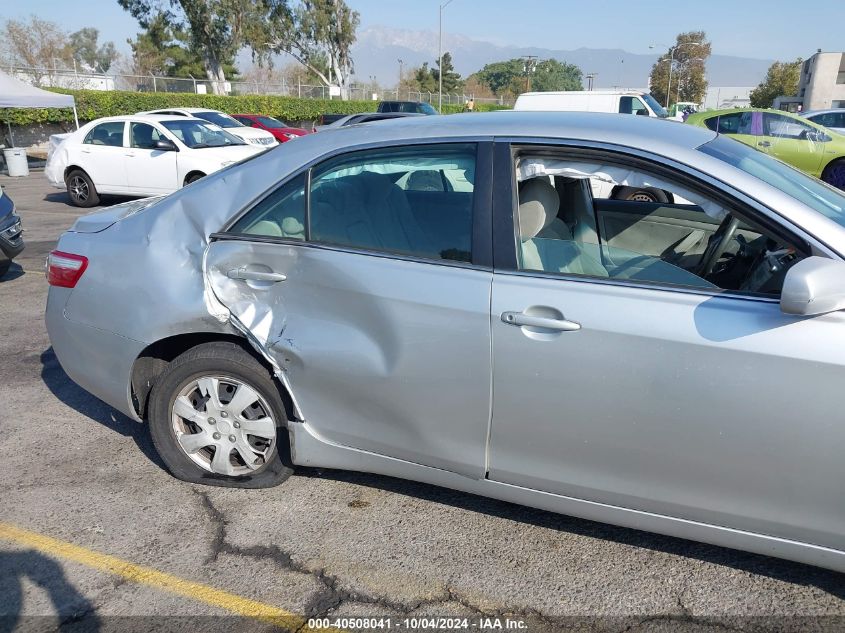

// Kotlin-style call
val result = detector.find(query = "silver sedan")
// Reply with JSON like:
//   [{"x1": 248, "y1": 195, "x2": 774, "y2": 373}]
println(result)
[{"x1": 45, "y1": 112, "x2": 845, "y2": 573}]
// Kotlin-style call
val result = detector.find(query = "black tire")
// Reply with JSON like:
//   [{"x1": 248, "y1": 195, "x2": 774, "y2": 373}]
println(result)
[
  {"x1": 821, "y1": 159, "x2": 845, "y2": 191},
  {"x1": 65, "y1": 169, "x2": 100, "y2": 207},
  {"x1": 184, "y1": 172, "x2": 205, "y2": 186},
  {"x1": 613, "y1": 186, "x2": 669, "y2": 203},
  {"x1": 148, "y1": 341, "x2": 293, "y2": 488},
  {"x1": 0, "y1": 259, "x2": 10, "y2": 278}
]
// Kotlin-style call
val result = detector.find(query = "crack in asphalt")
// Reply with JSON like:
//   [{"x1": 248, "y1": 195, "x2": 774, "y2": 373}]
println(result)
[{"x1": 193, "y1": 489, "x2": 566, "y2": 631}]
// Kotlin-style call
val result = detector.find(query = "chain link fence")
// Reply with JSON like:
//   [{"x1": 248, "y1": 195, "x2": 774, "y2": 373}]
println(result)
[{"x1": 6, "y1": 65, "x2": 511, "y2": 106}]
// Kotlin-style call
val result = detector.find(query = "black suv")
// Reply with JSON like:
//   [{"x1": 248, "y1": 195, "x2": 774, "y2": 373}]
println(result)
[
  {"x1": 0, "y1": 187, "x2": 24, "y2": 277},
  {"x1": 377, "y1": 101, "x2": 438, "y2": 115}
]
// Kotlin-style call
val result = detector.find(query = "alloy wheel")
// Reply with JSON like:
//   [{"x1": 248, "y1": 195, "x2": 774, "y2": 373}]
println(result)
[{"x1": 69, "y1": 176, "x2": 89, "y2": 203}]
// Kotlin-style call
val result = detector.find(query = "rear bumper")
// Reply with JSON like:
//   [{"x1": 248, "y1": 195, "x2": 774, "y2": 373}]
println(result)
[{"x1": 46, "y1": 287, "x2": 146, "y2": 421}]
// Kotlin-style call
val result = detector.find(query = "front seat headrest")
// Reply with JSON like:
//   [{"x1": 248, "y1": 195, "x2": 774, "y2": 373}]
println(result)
[{"x1": 518, "y1": 178, "x2": 560, "y2": 241}]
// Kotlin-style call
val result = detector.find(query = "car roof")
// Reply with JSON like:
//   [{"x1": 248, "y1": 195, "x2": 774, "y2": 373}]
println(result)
[
  {"x1": 802, "y1": 109, "x2": 845, "y2": 116},
  {"x1": 145, "y1": 107, "x2": 222, "y2": 114},
  {"x1": 87, "y1": 114, "x2": 205, "y2": 125},
  {"x1": 314, "y1": 111, "x2": 716, "y2": 151}
]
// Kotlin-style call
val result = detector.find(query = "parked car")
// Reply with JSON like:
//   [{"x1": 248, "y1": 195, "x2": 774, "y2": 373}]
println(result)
[
  {"x1": 45, "y1": 112, "x2": 845, "y2": 574},
  {"x1": 312, "y1": 111, "x2": 422, "y2": 132},
  {"x1": 514, "y1": 90, "x2": 669, "y2": 118},
  {"x1": 231, "y1": 114, "x2": 309, "y2": 143},
  {"x1": 377, "y1": 100, "x2": 438, "y2": 115},
  {"x1": 0, "y1": 185, "x2": 24, "y2": 277},
  {"x1": 801, "y1": 109, "x2": 845, "y2": 135},
  {"x1": 686, "y1": 108, "x2": 845, "y2": 189},
  {"x1": 45, "y1": 115, "x2": 265, "y2": 207},
  {"x1": 315, "y1": 113, "x2": 348, "y2": 127},
  {"x1": 140, "y1": 108, "x2": 278, "y2": 147}
]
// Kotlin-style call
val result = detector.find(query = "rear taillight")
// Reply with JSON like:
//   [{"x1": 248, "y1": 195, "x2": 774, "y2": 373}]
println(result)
[{"x1": 46, "y1": 250, "x2": 88, "y2": 288}]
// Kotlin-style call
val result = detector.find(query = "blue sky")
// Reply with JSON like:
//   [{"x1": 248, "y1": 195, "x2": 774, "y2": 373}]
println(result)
[{"x1": 5, "y1": 0, "x2": 841, "y2": 60}]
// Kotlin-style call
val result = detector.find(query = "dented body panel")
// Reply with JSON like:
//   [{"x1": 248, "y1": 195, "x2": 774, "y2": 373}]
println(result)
[{"x1": 204, "y1": 240, "x2": 492, "y2": 476}]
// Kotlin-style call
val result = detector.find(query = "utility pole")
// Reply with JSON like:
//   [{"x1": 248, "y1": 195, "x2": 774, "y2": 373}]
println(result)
[
  {"x1": 398, "y1": 58, "x2": 404, "y2": 100},
  {"x1": 521, "y1": 55, "x2": 538, "y2": 92},
  {"x1": 438, "y1": 0, "x2": 455, "y2": 111}
]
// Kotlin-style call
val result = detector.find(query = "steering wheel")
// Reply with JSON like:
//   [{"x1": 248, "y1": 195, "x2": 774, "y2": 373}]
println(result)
[{"x1": 696, "y1": 215, "x2": 741, "y2": 278}]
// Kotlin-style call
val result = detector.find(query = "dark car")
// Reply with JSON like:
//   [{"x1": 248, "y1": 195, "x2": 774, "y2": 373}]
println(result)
[
  {"x1": 0, "y1": 186, "x2": 24, "y2": 277},
  {"x1": 313, "y1": 112, "x2": 422, "y2": 132},
  {"x1": 377, "y1": 101, "x2": 438, "y2": 115},
  {"x1": 231, "y1": 114, "x2": 310, "y2": 143}
]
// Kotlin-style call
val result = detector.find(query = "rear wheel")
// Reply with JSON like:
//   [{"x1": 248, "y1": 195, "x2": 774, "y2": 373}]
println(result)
[
  {"x1": 184, "y1": 172, "x2": 205, "y2": 186},
  {"x1": 821, "y1": 159, "x2": 845, "y2": 191},
  {"x1": 612, "y1": 186, "x2": 669, "y2": 203},
  {"x1": 65, "y1": 169, "x2": 100, "y2": 207},
  {"x1": 148, "y1": 342, "x2": 293, "y2": 488}
]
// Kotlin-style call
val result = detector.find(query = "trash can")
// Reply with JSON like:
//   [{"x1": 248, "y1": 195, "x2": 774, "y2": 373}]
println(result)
[{"x1": 3, "y1": 148, "x2": 29, "y2": 177}]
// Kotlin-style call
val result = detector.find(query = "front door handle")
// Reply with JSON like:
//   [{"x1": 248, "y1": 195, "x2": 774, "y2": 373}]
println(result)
[
  {"x1": 758, "y1": 141, "x2": 771, "y2": 148},
  {"x1": 501, "y1": 311, "x2": 581, "y2": 331},
  {"x1": 226, "y1": 267, "x2": 287, "y2": 282}
]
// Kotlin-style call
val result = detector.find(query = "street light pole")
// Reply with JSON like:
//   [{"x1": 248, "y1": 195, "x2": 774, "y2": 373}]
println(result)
[
  {"x1": 651, "y1": 41, "x2": 704, "y2": 108},
  {"x1": 397, "y1": 58, "x2": 404, "y2": 100},
  {"x1": 438, "y1": 0, "x2": 454, "y2": 112}
]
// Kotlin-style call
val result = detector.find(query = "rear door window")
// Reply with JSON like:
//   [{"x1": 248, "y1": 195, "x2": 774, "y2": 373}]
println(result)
[
  {"x1": 703, "y1": 112, "x2": 754, "y2": 135},
  {"x1": 83, "y1": 121, "x2": 126, "y2": 147}
]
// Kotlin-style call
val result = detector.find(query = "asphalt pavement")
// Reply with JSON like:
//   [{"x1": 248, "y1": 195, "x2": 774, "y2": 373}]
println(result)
[{"x1": 0, "y1": 172, "x2": 843, "y2": 633}]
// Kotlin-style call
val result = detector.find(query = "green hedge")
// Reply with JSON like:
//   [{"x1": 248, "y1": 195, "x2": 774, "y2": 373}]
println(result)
[{"x1": 1, "y1": 88, "x2": 509, "y2": 126}]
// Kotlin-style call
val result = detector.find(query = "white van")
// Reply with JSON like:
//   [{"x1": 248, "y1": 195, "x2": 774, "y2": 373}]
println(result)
[{"x1": 514, "y1": 90, "x2": 669, "y2": 118}]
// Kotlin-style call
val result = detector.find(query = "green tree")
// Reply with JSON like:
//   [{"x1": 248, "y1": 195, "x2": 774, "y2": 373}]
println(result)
[
  {"x1": 68, "y1": 28, "x2": 118, "y2": 72},
  {"x1": 471, "y1": 57, "x2": 582, "y2": 97},
  {"x1": 1, "y1": 17, "x2": 72, "y2": 85},
  {"x1": 531, "y1": 59, "x2": 583, "y2": 92},
  {"x1": 749, "y1": 59, "x2": 803, "y2": 108},
  {"x1": 471, "y1": 59, "x2": 523, "y2": 95},
  {"x1": 126, "y1": 13, "x2": 237, "y2": 79},
  {"x1": 648, "y1": 31, "x2": 711, "y2": 108},
  {"x1": 412, "y1": 62, "x2": 437, "y2": 93},
  {"x1": 268, "y1": 0, "x2": 360, "y2": 100},
  {"x1": 118, "y1": 0, "x2": 279, "y2": 94},
  {"x1": 431, "y1": 52, "x2": 463, "y2": 93}
]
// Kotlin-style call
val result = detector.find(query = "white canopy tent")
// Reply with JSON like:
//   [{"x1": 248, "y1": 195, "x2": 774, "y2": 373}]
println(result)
[{"x1": 0, "y1": 69, "x2": 78, "y2": 146}]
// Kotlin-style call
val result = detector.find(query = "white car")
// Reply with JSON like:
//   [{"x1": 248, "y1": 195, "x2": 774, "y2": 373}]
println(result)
[
  {"x1": 140, "y1": 107, "x2": 278, "y2": 147},
  {"x1": 800, "y1": 109, "x2": 845, "y2": 135},
  {"x1": 46, "y1": 115, "x2": 265, "y2": 207}
]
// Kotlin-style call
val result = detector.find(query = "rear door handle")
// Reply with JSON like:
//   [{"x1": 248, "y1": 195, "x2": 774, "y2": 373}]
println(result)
[
  {"x1": 226, "y1": 267, "x2": 287, "y2": 282},
  {"x1": 758, "y1": 141, "x2": 771, "y2": 148},
  {"x1": 501, "y1": 311, "x2": 581, "y2": 331}
]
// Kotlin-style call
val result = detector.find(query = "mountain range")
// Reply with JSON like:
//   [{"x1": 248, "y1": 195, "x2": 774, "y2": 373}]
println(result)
[{"x1": 351, "y1": 26, "x2": 773, "y2": 90}]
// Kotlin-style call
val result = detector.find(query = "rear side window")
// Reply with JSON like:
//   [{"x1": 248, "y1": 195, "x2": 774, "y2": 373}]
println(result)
[
  {"x1": 228, "y1": 174, "x2": 306, "y2": 240},
  {"x1": 704, "y1": 112, "x2": 753, "y2": 135},
  {"x1": 84, "y1": 122, "x2": 125, "y2": 147},
  {"x1": 310, "y1": 144, "x2": 476, "y2": 262}
]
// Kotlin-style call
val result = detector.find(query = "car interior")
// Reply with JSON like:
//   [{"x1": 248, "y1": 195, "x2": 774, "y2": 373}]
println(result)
[
  {"x1": 230, "y1": 155, "x2": 476, "y2": 263},
  {"x1": 515, "y1": 156, "x2": 805, "y2": 295},
  {"x1": 86, "y1": 124, "x2": 124, "y2": 147}
]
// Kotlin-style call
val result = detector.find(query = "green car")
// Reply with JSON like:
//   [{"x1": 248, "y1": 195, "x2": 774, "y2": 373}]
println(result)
[{"x1": 686, "y1": 108, "x2": 845, "y2": 189}]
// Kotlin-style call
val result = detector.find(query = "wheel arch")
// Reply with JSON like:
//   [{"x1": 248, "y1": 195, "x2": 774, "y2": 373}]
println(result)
[
  {"x1": 131, "y1": 332, "x2": 296, "y2": 422},
  {"x1": 64, "y1": 165, "x2": 89, "y2": 180},
  {"x1": 183, "y1": 171, "x2": 206, "y2": 186}
]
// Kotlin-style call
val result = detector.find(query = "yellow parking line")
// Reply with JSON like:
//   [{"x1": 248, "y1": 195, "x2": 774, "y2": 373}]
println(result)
[{"x1": 0, "y1": 521, "x2": 337, "y2": 632}]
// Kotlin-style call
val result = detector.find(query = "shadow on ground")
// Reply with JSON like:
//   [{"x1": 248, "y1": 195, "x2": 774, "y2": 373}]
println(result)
[
  {"x1": 40, "y1": 347, "x2": 164, "y2": 470},
  {"x1": 0, "y1": 548, "x2": 101, "y2": 632},
  {"x1": 0, "y1": 262, "x2": 24, "y2": 282},
  {"x1": 301, "y1": 468, "x2": 845, "y2": 601}
]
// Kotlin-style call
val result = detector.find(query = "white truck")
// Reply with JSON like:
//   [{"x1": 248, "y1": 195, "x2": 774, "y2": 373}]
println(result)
[{"x1": 514, "y1": 90, "x2": 669, "y2": 119}]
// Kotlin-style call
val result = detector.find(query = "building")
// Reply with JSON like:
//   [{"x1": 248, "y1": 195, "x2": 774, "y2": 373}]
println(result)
[
  {"x1": 786, "y1": 51, "x2": 845, "y2": 111},
  {"x1": 704, "y1": 86, "x2": 753, "y2": 110}
]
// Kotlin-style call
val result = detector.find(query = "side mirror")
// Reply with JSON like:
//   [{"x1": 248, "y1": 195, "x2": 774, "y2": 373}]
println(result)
[
  {"x1": 155, "y1": 138, "x2": 178, "y2": 151},
  {"x1": 780, "y1": 256, "x2": 845, "y2": 315}
]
